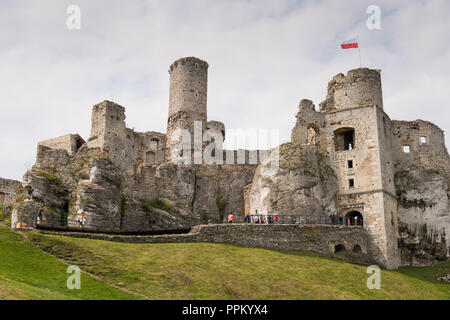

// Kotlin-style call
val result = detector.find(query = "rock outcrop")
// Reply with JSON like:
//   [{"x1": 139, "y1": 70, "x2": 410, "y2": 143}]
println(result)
[
  {"x1": 395, "y1": 166, "x2": 450, "y2": 256},
  {"x1": 249, "y1": 142, "x2": 338, "y2": 223},
  {"x1": 398, "y1": 222, "x2": 447, "y2": 266}
]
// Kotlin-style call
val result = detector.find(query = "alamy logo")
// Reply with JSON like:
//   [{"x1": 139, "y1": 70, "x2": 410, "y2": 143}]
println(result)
[
  {"x1": 67, "y1": 265, "x2": 81, "y2": 290},
  {"x1": 66, "y1": 5, "x2": 81, "y2": 30},
  {"x1": 366, "y1": 265, "x2": 381, "y2": 289},
  {"x1": 366, "y1": 5, "x2": 381, "y2": 30}
]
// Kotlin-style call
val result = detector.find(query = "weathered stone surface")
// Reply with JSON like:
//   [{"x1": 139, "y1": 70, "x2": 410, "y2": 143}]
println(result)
[
  {"x1": 0, "y1": 177, "x2": 20, "y2": 206},
  {"x1": 11, "y1": 200, "x2": 62, "y2": 229},
  {"x1": 395, "y1": 166, "x2": 450, "y2": 254},
  {"x1": 22, "y1": 170, "x2": 68, "y2": 210},
  {"x1": 249, "y1": 143, "x2": 338, "y2": 222},
  {"x1": 398, "y1": 222, "x2": 447, "y2": 266}
]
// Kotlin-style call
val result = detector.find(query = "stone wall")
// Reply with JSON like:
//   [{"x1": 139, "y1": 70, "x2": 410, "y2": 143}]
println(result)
[
  {"x1": 0, "y1": 178, "x2": 20, "y2": 206},
  {"x1": 392, "y1": 120, "x2": 450, "y2": 254},
  {"x1": 37, "y1": 223, "x2": 372, "y2": 264},
  {"x1": 38, "y1": 134, "x2": 85, "y2": 156}
]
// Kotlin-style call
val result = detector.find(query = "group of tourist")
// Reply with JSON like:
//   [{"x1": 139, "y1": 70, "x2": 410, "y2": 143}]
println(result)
[{"x1": 227, "y1": 210, "x2": 279, "y2": 224}]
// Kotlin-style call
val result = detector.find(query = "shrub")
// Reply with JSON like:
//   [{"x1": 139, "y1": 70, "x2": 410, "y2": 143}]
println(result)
[{"x1": 139, "y1": 197, "x2": 171, "y2": 213}]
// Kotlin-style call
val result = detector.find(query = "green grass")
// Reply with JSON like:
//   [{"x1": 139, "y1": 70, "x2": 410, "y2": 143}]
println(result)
[
  {"x1": 0, "y1": 225, "x2": 138, "y2": 300},
  {"x1": 6, "y1": 227, "x2": 449, "y2": 300}
]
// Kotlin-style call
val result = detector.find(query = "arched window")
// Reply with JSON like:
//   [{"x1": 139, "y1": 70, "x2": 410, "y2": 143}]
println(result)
[
  {"x1": 352, "y1": 244, "x2": 362, "y2": 253},
  {"x1": 334, "y1": 127, "x2": 355, "y2": 151},
  {"x1": 345, "y1": 211, "x2": 363, "y2": 226},
  {"x1": 334, "y1": 244, "x2": 346, "y2": 253}
]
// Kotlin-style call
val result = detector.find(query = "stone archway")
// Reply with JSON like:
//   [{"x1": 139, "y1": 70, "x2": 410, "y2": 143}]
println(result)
[{"x1": 345, "y1": 211, "x2": 363, "y2": 226}]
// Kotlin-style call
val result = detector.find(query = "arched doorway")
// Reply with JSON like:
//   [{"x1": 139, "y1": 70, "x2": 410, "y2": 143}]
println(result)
[
  {"x1": 334, "y1": 244, "x2": 346, "y2": 253},
  {"x1": 345, "y1": 211, "x2": 363, "y2": 226}
]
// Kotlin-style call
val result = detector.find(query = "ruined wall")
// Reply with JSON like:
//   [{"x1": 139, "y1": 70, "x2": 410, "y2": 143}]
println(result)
[
  {"x1": 86, "y1": 100, "x2": 167, "y2": 184},
  {"x1": 291, "y1": 99, "x2": 326, "y2": 150},
  {"x1": 39, "y1": 224, "x2": 371, "y2": 264},
  {"x1": 38, "y1": 134, "x2": 85, "y2": 156},
  {"x1": 0, "y1": 178, "x2": 20, "y2": 206},
  {"x1": 392, "y1": 120, "x2": 450, "y2": 254}
]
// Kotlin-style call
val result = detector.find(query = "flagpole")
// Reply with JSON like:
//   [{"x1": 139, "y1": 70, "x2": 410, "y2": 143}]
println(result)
[{"x1": 357, "y1": 35, "x2": 362, "y2": 67}]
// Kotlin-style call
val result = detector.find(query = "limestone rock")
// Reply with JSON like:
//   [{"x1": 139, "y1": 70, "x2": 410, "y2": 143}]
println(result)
[
  {"x1": 249, "y1": 142, "x2": 338, "y2": 222},
  {"x1": 398, "y1": 222, "x2": 447, "y2": 266},
  {"x1": 395, "y1": 166, "x2": 450, "y2": 253},
  {"x1": 22, "y1": 170, "x2": 69, "y2": 210}
]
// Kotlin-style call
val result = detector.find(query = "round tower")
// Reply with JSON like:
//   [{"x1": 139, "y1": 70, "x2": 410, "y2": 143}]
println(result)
[
  {"x1": 166, "y1": 57, "x2": 209, "y2": 160},
  {"x1": 319, "y1": 68, "x2": 383, "y2": 112}
]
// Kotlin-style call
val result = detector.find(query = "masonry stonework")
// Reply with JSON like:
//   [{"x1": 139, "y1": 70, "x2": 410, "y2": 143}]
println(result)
[{"x1": 8, "y1": 60, "x2": 449, "y2": 269}]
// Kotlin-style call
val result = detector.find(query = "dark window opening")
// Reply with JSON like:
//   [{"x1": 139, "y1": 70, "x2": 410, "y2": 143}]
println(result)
[
  {"x1": 348, "y1": 160, "x2": 353, "y2": 168},
  {"x1": 352, "y1": 245, "x2": 362, "y2": 253},
  {"x1": 334, "y1": 244, "x2": 346, "y2": 253},
  {"x1": 345, "y1": 211, "x2": 363, "y2": 226},
  {"x1": 334, "y1": 128, "x2": 355, "y2": 151},
  {"x1": 349, "y1": 179, "x2": 355, "y2": 188}
]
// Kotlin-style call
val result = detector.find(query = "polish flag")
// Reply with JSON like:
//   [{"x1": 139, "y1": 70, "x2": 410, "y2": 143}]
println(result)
[{"x1": 341, "y1": 38, "x2": 359, "y2": 49}]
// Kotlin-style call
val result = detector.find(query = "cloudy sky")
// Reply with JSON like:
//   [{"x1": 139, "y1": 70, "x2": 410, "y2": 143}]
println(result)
[{"x1": 1, "y1": 0, "x2": 449, "y2": 180}]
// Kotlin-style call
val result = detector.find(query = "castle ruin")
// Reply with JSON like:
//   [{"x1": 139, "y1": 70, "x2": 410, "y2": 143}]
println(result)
[{"x1": 5, "y1": 57, "x2": 449, "y2": 269}]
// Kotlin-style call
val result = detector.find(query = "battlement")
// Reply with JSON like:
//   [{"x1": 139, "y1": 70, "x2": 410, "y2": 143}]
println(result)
[
  {"x1": 169, "y1": 56, "x2": 209, "y2": 73},
  {"x1": 320, "y1": 68, "x2": 383, "y2": 112}
]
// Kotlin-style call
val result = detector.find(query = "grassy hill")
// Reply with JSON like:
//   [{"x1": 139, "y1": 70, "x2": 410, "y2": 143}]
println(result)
[{"x1": 0, "y1": 225, "x2": 449, "y2": 300}]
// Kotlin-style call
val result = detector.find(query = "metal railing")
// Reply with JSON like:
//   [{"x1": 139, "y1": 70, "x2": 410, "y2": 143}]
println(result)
[{"x1": 245, "y1": 214, "x2": 341, "y2": 225}]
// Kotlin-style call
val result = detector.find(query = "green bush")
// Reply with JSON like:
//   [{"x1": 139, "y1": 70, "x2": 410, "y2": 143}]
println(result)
[
  {"x1": 36, "y1": 170, "x2": 62, "y2": 186},
  {"x1": 139, "y1": 197, "x2": 171, "y2": 213},
  {"x1": 0, "y1": 204, "x2": 12, "y2": 226}
]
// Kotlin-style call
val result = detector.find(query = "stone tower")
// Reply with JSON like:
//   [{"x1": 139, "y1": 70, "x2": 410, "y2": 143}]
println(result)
[
  {"x1": 87, "y1": 100, "x2": 126, "y2": 153},
  {"x1": 166, "y1": 57, "x2": 209, "y2": 161},
  {"x1": 320, "y1": 68, "x2": 383, "y2": 112},
  {"x1": 320, "y1": 68, "x2": 400, "y2": 269}
]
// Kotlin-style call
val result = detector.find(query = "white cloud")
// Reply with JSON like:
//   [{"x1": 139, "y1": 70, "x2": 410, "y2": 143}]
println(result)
[{"x1": 0, "y1": 0, "x2": 449, "y2": 180}]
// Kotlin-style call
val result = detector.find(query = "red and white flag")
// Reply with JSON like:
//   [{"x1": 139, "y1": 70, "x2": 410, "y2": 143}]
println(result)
[{"x1": 341, "y1": 38, "x2": 359, "y2": 49}]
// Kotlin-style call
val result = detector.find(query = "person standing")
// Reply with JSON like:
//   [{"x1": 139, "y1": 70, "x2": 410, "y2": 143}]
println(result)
[
  {"x1": 227, "y1": 212, "x2": 234, "y2": 224},
  {"x1": 274, "y1": 215, "x2": 278, "y2": 224},
  {"x1": 37, "y1": 206, "x2": 44, "y2": 225}
]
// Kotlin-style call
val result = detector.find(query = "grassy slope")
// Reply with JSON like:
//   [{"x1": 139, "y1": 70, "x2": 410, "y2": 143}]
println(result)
[
  {"x1": 8, "y1": 228, "x2": 448, "y2": 300},
  {"x1": 0, "y1": 225, "x2": 138, "y2": 300}
]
